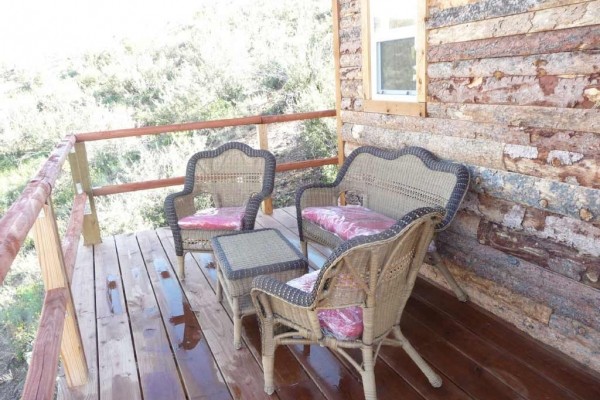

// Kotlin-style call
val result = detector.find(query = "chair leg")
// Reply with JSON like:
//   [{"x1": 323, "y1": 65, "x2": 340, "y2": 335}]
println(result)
[
  {"x1": 361, "y1": 347, "x2": 378, "y2": 400},
  {"x1": 261, "y1": 318, "x2": 276, "y2": 394},
  {"x1": 430, "y1": 250, "x2": 468, "y2": 302},
  {"x1": 394, "y1": 327, "x2": 442, "y2": 388},
  {"x1": 177, "y1": 255, "x2": 185, "y2": 280},
  {"x1": 300, "y1": 240, "x2": 308, "y2": 257}
]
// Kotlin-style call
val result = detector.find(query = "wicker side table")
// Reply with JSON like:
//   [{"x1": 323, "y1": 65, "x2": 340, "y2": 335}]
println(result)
[{"x1": 211, "y1": 228, "x2": 308, "y2": 349}]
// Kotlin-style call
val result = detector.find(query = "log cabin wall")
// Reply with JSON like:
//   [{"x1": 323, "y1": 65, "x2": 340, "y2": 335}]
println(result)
[{"x1": 336, "y1": 0, "x2": 600, "y2": 372}]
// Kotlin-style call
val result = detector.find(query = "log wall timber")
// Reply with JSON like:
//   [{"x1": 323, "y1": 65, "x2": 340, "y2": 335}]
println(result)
[{"x1": 336, "y1": 0, "x2": 600, "y2": 373}]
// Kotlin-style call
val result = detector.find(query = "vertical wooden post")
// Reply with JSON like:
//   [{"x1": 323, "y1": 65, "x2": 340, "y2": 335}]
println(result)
[
  {"x1": 256, "y1": 124, "x2": 274, "y2": 215},
  {"x1": 32, "y1": 199, "x2": 88, "y2": 387},
  {"x1": 332, "y1": 0, "x2": 344, "y2": 166},
  {"x1": 69, "y1": 142, "x2": 101, "y2": 245},
  {"x1": 416, "y1": 0, "x2": 428, "y2": 115}
]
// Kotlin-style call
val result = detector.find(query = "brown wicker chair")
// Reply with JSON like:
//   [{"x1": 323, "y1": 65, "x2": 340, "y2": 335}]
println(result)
[
  {"x1": 296, "y1": 146, "x2": 470, "y2": 301},
  {"x1": 164, "y1": 142, "x2": 276, "y2": 278},
  {"x1": 252, "y1": 208, "x2": 445, "y2": 399}
]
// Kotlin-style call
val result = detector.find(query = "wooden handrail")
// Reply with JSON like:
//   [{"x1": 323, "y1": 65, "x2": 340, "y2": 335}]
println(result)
[
  {"x1": 91, "y1": 157, "x2": 339, "y2": 197},
  {"x1": 0, "y1": 136, "x2": 76, "y2": 285},
  {"x1": 75, "y1": 109, "x2": 336, "y2": 142},
  {"x1": 22, "y1": 288, "x2": 68, "y2": 400}
]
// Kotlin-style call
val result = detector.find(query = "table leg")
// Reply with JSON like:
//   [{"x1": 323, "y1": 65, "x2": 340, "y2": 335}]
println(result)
[{"x1": 232, "y1": 296, "x2": 242, "y2": 349}]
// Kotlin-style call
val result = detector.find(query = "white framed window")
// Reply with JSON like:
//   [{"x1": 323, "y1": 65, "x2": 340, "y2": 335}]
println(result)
[
  {"x1": 370, "y1": 0, "x2": 417, "y2": 101},
  {"x1": 361, "y1": 0, "x2": 426, "y2": 116}
]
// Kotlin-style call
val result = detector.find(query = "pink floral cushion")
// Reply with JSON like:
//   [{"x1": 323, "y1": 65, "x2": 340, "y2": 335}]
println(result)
[
  {"x1": 287, "y1": 270, "x2": 363, "y2": 341},
  {"x1": 302, "y1": 205, "x2": 396, "y2": 241},
  {"x1": 178, "y1": 207, "x2": 245, "y2": 230}
]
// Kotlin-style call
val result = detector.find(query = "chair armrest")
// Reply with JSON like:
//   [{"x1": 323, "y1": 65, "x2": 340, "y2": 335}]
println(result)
[
  {"x1": 296, "y1": 183, "x2": 340, "y2": 209},
  {"x1": 243, "y1": 192, "x2": 266, "y2": 229},
  {"x1": 164, "y1": 191, "x2": 196, "y2": 227},
  {"x1": 295, "y1": 184, "x2": 342, "y2": 242},
  {"x1": 251, "y1": 275, "x2": 315, "y2": 308}
]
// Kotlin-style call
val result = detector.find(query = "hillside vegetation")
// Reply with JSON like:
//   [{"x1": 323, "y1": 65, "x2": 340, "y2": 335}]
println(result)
[{"x1": 0, "y1": 1, "x2": 335, "y2": 397}]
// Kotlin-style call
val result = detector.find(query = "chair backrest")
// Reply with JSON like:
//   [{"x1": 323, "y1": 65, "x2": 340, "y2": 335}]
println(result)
[
  {"x1": 184, "y1": 142, "x2": 276, "y2": 207},
  {"x1": 337, "y1": 146, "x2": 469, "y2": 231},
  {"x1": 311, "y1": 207, "x2": 443, "y2": 342}
]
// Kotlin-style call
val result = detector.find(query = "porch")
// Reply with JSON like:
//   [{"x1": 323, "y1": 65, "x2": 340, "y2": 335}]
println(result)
[{"x1": 58, "y1": 207, "x2": 600, "y2": 400}]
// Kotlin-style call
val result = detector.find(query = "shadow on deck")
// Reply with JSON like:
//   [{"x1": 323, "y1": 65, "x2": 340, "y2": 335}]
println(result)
[{"x1": 58, "y1": 207, "x2": 600, "y2": 400}]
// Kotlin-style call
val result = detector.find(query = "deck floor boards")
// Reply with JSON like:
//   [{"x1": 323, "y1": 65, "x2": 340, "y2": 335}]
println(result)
[{"x1": 58, "y1": 207, "x2": 600, "y2": 400}]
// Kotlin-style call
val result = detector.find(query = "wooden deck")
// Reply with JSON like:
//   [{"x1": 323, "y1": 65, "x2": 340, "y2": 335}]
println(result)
[{"x1": 58, "y1": 207, "x2": 600, "y2": 400}]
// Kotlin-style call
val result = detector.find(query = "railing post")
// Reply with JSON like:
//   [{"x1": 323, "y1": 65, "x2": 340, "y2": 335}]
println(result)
[
  {"x1": 32, "y1": 198, "x2": 88, "y2": 387},
  {"x1": 256, "y1": 123, "x2": 274, "y2": 215},
  {"x1": 69, "y1": 142, "x2": 101, "y2": 245}
]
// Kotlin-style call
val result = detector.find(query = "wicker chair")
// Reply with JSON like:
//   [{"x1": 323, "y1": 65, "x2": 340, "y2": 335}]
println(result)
[
  {"x1": 296, "y1": 146, "x2": 470, "y2": 301},
  {"x1": 165, "y1": 142, "x2": 276, "y2": 278},
  {"x1": 252, "y1": 208, "x2": 444, "y2": 399}
]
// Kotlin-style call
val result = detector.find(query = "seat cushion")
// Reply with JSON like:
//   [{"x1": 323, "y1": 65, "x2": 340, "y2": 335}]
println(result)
[
  {"x1": 287, "y1": 270, "x2": 363, "y2": 341},
  {"x1": 178, "y1": 207, "x2": 245, "y2": 230},
  {"x1": 302, "y1": 205, "x2": 396, "y2": 241}
]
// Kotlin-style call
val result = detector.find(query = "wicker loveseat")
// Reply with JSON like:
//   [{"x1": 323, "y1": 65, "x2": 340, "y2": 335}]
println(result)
[
  {"x1": 252, "y1": 208, "x2": 445, "y2": 399},
  {"x1": 164, "y1": 142, "x2": 276, "y2": 278},
  {"x1": 296, "y1": 146, "x2": 470, "y2": 301}
]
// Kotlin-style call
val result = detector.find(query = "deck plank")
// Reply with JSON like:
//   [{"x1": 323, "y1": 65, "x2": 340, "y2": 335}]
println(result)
[
  {"x1": 114, "y1": 233, "x2": 186, "y2": 400},
  {"x1": 379, "y1": 345, "x2": 472, "y2": 400},
  {"x1": 412, "y1": 279, "x2": 600, "y2": 400},
  {"x1": 151, "y1": 228, "x2": 271, "y2": 400},
  {"x1": 401, "y1": 312, "x2": 523, "y2": 400},
  {"x1": 94, "y1": 238, "x2": 142, "y2": 400},
  {"x1": 135, "y1": 230, "x2": 232, "y2": 400},
  {"x1": 406, "y1": 296, "x2": 579, "y2": 399},
  {"x1": 57, "y1": 244, "x2": 98, "y2": 400}
]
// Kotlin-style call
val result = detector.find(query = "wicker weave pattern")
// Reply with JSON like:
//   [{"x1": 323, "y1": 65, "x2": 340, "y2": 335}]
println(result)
[
  {"x1": 164, "y1": 142, "x2": 276, "y2": 269},
  {"x1": 251, "y1": 208, "x2": 445, "y2": 398}
]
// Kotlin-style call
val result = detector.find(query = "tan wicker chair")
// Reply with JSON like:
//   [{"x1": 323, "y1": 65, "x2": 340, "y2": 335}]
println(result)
[
  {"x1": 251, "y1": 208, "x2": 444, "y2": 399},
  {"x1": 164, "y1": 142, "x2": 276, "y2": 278},
  {"x1": 296, "y1": 146, "x2": 470, "y2": 301}
]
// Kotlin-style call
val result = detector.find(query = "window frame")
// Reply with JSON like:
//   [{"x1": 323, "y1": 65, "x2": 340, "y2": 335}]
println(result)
[{"x1": 361, "y1": 0, "x2": 427, "y2": 116}]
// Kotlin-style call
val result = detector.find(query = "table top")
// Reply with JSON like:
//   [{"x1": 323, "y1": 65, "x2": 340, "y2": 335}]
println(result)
[{"x1": 211, "y1": 229, "x2": 308, "y2": 280}]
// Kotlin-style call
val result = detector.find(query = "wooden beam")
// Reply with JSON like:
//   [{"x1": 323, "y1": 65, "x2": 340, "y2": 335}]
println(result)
[
  {"x1": 429, "y1": 1, "x2": 600, "y2": 45},
  {"x1": 0, "y1": 136, "x2": 75, "y2": 285},
  {"x1": 256, "y1": 123, "x2": 274, "y2": 215},
  {"x1": 75, "y1": 110, "x2": 336, "y2": 142},
  {"x1": 69, "y1": 143, "x2": 101, "y2": 245},
  {"x1": 428, "y1": 25, "x2": 600, "y2": 62},
  {"x1": 428, "y1": 0, "x2": 586, "y2": 29},
  {"x1": 417, "y1": 0, "x2": 428, "y2": 104},
  {"x1": 427, "y1": 102, "x2": 600, "y2": 133},
  {"x1": 363, "y1": 100, "x2": 427, "y2": 117},
  {"x1": 333, "y1": 0, "x2": 345, "y2": 166},
  {"x1": 360, "y1": 0, "x2": 371, "y2": 100},
  {"x1": 61, "y1": 193, "x2": 87, "y2": 285},
  {"x1": 32, "y1": 200, "x2": 88, "y2": 388},
  {"x1": 92, "y1": 157, "x2": 339, "y2": 196},
  {"x1": 22, "y1": 288, "x2": 68, "y2": 400},
  {"x1": 93, "y1": 177, "x2": 185, "y2": 196}
]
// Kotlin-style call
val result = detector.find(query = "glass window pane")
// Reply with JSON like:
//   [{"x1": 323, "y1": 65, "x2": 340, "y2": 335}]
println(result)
[{"x1": 379, "y1": 37, "x2": 416, "y2": 93}]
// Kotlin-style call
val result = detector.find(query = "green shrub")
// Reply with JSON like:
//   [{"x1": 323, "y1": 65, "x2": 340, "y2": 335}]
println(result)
[{"x1": 0, "y1": 282, "x2": 44, "y2": 362}]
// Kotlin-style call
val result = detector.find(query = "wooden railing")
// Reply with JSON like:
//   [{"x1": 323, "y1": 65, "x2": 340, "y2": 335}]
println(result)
[{"x1": 0, "y1": 109, "x2": 337, "y2": 399}]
